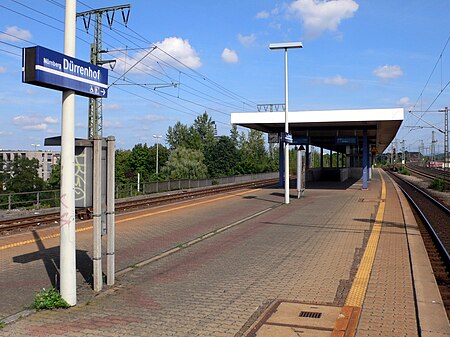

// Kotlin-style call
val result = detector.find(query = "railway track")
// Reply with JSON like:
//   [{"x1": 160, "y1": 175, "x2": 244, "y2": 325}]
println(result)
[
  {"x1": 388, "y1": 171, "x2": 450, "y2": 318},
  {"x1": 406, "y1": 163, "x2": 450, "y2": 185},
  {"x1": 0, "y1": 178, "x2": 278, "y2": 234}
]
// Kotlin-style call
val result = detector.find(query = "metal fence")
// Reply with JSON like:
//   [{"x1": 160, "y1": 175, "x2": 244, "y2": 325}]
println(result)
[
  {"x1": 115, "y1": 172, "x2": 278, "y2": 199},
  {"x1": 0, "y1": 190, "x2": 60, "y2": 211},
  {"x1": 0, "y1": 172, "x2": 278, "y2": 210}
]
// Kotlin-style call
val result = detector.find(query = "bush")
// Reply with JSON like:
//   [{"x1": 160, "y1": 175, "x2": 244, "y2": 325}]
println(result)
[
  {"x1": 429, "y1": 178, "x2": 448, "y2": 192},
  {"x1": 399, "y1": 166, "x2": 410, "y2": 175},
  {"x1": 32, "y1": 288, "x2": 70, "y2": 310}
]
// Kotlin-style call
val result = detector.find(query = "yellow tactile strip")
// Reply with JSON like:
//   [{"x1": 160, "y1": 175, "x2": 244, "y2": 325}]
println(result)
[
  {"x1": 0, "y1": 188, "x2": 262, "y2": 251},
  {"x1": 345, "y1": 168, "x2": 386, "y2": 307}
]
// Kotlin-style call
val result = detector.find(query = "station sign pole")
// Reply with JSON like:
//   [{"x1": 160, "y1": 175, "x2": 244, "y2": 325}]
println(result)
[{"x1": 60, "y1": 0, "x2": 77, "y2": 306}]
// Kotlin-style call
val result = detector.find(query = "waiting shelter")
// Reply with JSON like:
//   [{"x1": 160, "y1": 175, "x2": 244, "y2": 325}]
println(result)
[{"x1": 231, "y1": 108, "x2": 404, "y2": 189}]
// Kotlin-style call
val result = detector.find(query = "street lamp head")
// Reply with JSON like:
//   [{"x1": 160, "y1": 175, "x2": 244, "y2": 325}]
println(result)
[{"x1": 269, "y1": 42, "x2": 303, "y2": 50}]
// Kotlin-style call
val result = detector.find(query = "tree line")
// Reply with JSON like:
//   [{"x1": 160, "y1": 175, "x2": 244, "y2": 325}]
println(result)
[
  {"x1": 116, "y1": 112, "x2": 278, "y2": 186},
  {"x1": 1, "y1": 112, "x2": 279, "y2": 196}
]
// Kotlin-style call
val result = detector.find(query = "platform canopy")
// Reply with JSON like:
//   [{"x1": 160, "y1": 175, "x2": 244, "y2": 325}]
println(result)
[{"x1": 231, "y1": 108, "x2": 404, "y2": 154}]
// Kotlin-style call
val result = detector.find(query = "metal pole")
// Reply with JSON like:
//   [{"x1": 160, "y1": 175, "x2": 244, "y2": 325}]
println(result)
[
  {"x1": 297, "y1": 147, "x2": 301, "y2": 198},
  {"x1": 446, "y1": 107, "x2": 449, "y2": 172},
  {"x1": 93, "y1": 137, "x2": 102, "y2": 291},
  {"x1": 431, "y1": 131, "x2": 436, "y2": 164},
  {"x1": 153, "y1": 135, "x2": 161, "y2": 175},
  {"x1": 279, "y1": 138, "x2": 284, "y2": 187},
  {"x1": 106, "y1": 136, "x2": 115, "y2": 286},
  {"x1": 156, "y1": 141, "x2": 159, "y2": 175},
  {"x1": 60, "y1": 0, "x2": 77, "y2": 306},
  {"x1": 284, "y1": 48, "x2": 290, "y2": 204},
  {"x1": 362, "y1": 129, "x2": 368, "y2": 190},
  {"x1": 137, "y1": 172, "x2": 140, "y2": 192}
]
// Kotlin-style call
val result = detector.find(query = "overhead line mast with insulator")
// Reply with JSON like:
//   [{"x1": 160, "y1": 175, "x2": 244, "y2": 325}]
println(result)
[{"x1": 77, "y1": 4, "x2": 131, "y2": 139}]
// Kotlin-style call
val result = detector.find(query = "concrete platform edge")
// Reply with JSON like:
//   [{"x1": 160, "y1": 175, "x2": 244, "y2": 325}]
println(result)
[{"x1": 391, "y1": 177, "x2": 450, "y2": 335}]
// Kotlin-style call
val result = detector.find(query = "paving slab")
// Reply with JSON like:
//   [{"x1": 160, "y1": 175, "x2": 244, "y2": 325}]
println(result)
[{"x1": 0, "y1": 171, "x2": 445, "y2": 336}]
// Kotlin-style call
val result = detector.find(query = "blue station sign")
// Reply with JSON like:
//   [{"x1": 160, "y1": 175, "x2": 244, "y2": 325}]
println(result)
[
  {"x1": 336, "y1": 136, "x2": 357, "y2": 145},
  {"x1": 283, "y1": 132, "x2": 293, "y2": 144},
  {"x1": 22, "y1": 46, "x2": 108, "y2": 98}
]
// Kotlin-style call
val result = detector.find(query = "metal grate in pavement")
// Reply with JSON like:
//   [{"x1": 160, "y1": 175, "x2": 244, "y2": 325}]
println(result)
[{"x1": 299, "y1": 311, "x2": 322, "y2": 319}]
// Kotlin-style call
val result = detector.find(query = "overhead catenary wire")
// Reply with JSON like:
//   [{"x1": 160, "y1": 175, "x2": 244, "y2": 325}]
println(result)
[
  {"x1": 397, "y1": 34, "x2": 450, "y2": 142},
  {"x1": 0, "y1": 47, "x2": 21, "y2": 57},
  {"x1": 75, "y1": 0, "x2": 255, "y2": 110},
  {"x1": 4, "y1": 0, "x2": 251, "y2": 135},
  {"x1": 0, "y1": 2, "x2": 92, "y2": 46},
  {"x1": 108, "y1": 72, "x2": 230, "y2": 126}
]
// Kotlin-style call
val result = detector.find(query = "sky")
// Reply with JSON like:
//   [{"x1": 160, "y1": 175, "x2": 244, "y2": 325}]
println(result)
[{"x1": 0, "y1": 0, "x2": 449, "y2": 153}]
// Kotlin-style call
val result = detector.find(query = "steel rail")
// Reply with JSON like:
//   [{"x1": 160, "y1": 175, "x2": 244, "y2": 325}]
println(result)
[
  {"x1": 388, "y1": 171, "x2": 450, "y2": 267},
  {"x1": 398, "y1": 185, "x2": 450, "y2": 266},
  {"x1": 0, "y1": 178, "x2": 278, "y2": 233},
  {"x1": 406, "y1": 163, "x2": 450, "y2": 183}
]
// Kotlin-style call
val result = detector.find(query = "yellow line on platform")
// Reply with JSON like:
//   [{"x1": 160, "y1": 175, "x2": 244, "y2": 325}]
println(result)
[
  {"x1": 345, "y1": 168, "x2": 386, "y2": 307},
  {"x1": 116, "y1": 188, "x2": 262, "y2": 224},
  {"x1": 0, "y1": 188, "x2": 261, "y2": 251}
]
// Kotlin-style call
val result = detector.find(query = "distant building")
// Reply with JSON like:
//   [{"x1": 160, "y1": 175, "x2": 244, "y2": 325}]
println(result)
[
  {"x1": 406, "y1": 151, "x2": 420, "y2": 162},
  {"x1": 0, "y1": 150, "x2": 60, "y2": 181}
]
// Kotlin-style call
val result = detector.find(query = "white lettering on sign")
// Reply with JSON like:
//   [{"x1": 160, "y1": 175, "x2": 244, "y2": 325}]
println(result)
[
  {"x1": 43, "y1": 58, "x2": 62, "y2": 71},
  {"x1": 63, "y1": 58, "x2": 101, "y2": 80}
]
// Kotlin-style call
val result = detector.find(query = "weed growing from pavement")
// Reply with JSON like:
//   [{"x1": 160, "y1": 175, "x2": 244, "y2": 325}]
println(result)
[
  {"x1": 32, "y1": 287, "x2": 70, "y2": 310},
  {"x1": 0, "y1": 321, "x2": 5, "y2": 329}
]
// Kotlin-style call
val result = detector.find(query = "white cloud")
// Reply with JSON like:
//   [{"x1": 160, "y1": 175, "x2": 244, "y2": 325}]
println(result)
[
  {"x1": 43, "y1": 116, "x2": 58, "y2": 124},
  {"x1": 23, "y1": 123, "x2": 47, "y2": 131},
  {"x1": 238, "y1": 33, "x2": 257, "y2": 48},
  {"x1": 373, "y1": 65, "x2": 404, "y2": 79},
  {"x1": 221, "y1": 48, "x2": 239, "y2": 64},
  {"x1": 155, "y1": 37, "x2": 201, "y2": 68},
  {"x1": 141, "y1": 114, "x2": 165, "y2": 122},
  {"x1": 114, "y1": 37, "x2": 201, "y2": 75},
  {"x1": 256, "y1": 10, "x2": 270, "y2": 19},
  {"x1": 322, "y1": 74, "x2": 348, "y2": 85},
  {"x1": 288, "y1": 0, "x2": 359, "y2": 39},
  {"x1": 103, "y1": 120, "x2": 124, "y2": 129},
  {"x1": 397, "y1": 97, "x2": 411, "y2": 107},
  {"x1": 0, "y1": 66, "x2": 6, "y2": 73},
  {"x1": 12, "y1": 115, "x2": 32, "y2": 125},
  {"x1": 0, "y1": 26, "x2": 32, "y2": 41},
  {"x1": 12, "y1": 114, "x2": 57, "y2": 131},
  {"x1": 103, "y1": 103, "x2": 121, "y2": 111}
]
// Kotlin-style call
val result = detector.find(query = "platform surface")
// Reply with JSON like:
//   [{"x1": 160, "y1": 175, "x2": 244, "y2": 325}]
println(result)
[{"x1": 0, "y1": 169, "x2": 448, "y2": 336}]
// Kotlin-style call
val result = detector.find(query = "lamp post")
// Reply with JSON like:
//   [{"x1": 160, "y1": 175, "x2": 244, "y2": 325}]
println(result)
[
  {"x1": 31, "y1": 144, "x2": 40, "y2": 151},
  {"x1": 153, "y1": 135, "x2": 162, "y2": 175},
  {"x1": 269, "y1": 41, "x2": 303, "y2": 205}
]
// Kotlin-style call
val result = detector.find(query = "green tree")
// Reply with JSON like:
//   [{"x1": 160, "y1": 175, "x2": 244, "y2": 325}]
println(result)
[
  {"x1": 166, "y1": 121, "x2": 192, "y2": 150},
  {"x1": 193, "y1": 112, "x2": 216, "y2": 148},
  {"x1": 128, "y1": 144, "x2": 152, "y2": 182},
  {"x1": 230, "y1": 124, "x2": 239, "y2": 149},
  {"x1": 47, "y1": 159, "x2": 61, "y2": 189},
  {"x1": 148, "y1": 143, "x2": 170, "y2": 178},
  {"x1": 238, "y1": 130, "x2": 271, "y2": 173},
  {"x1": 161, "y1": 147, "x2": 207, "y2": 180},
  {"x1": 5, "y1": 156, "x2": 46, "y2": 192},
  {"x1": 115, "y1": 149, "x2": 132, "y2": 185},
  {"x1": 204, "y1": 136, "x2": 240, "y2": 177}
]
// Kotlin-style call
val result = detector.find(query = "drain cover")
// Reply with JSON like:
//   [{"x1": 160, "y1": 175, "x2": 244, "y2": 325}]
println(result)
[
  {"x1": 244, "y1": 301, "x2": 361, "y2": 337},
  {"x1": 299, "y1": 311, "x2": 322, "y2": 319},
  {"x1": 245, "y1": 301, "x2": 341, "y2": 336}
]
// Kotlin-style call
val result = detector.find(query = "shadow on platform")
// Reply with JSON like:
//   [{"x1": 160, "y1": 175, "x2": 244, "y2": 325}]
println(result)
[{"x1": 12, "y1": 230, "x2": 93, "y2": 288}]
